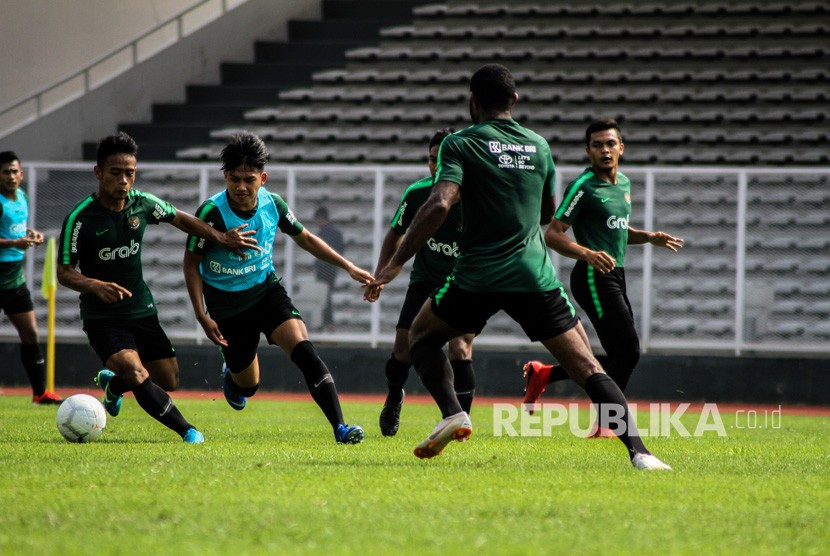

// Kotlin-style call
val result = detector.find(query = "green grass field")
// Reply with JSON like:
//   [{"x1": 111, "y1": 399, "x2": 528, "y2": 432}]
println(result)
[{"x1": 1, "y1": 395, "x2": 827, "y2": 555}]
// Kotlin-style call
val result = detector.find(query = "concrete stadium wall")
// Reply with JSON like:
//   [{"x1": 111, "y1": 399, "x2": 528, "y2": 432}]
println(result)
[
  {"x1": 1, "y1": 342, "x2": 828, "y2": 406},
  {"x1": 1, "y1": 0, "x2": 321, "y2": 160}
]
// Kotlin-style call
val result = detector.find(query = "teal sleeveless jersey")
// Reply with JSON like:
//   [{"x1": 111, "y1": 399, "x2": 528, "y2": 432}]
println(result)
[
  {"x1": 199, "y1": 188, "x2": 277, "y2": 291},
  {"x1": 0, "y1": 189, "x2": 28, "y2": 262}
]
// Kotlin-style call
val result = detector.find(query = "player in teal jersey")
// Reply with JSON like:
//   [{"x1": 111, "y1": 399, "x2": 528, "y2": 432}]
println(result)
[
  {"x1": 57, "y1": 132, "x2": 259, "y2": 444},
  {"x1": 522, "y1": 120, "x2": 683, "y2": 436},
  {"x1": 0, "y1": 151, "x2": 61, "y2": 405},
  {"x1": 366, "y1": 65, "x2": 671, "y2": 469},
  {"x1": 365, "y1": 128, "x2": 476, "y2": 437},
  {"x1": 183, "y1": 132, "x2": 372, "y2": 444}
]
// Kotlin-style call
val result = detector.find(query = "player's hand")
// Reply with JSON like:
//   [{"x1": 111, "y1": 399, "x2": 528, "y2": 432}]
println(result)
[
  {"x1": 222, "y1": 224, "x2": 261, "y2": 256},
  {"x1": 197, "y1": 314, "x2": 227, "y2": 347},
  {"x1": 27, "y1": 229, "x2": 45, "y2": 245},
  {"x1": 585, "y1": 250, "x2": 616, "y2": 274},
  {"x1": 650, "y1": 231, "x2": 684, "y2": 252},
  {"x1": 363, "y1": 263, "x2": 402, "y2": 301},
  {"x1": 347, "y1": 264, "x2": 374, "y2": 286},
  {"x1": 93, "y1": 281, "x2": 133, "y2": 304}
]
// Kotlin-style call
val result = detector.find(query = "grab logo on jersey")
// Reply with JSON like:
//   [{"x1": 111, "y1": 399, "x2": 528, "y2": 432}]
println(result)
[
  {"x1": 607, "y1": 215, "x2": 630, "y2": 230},
  {"x1": 8, "y1": 222, "x2": 27, "y2": 236},
  {"x1": 99, "y1": 239, "x2": 140, "y2": 260},
  {"x1": 427, "y1": 238, "x2": 459, "y2": 258}
]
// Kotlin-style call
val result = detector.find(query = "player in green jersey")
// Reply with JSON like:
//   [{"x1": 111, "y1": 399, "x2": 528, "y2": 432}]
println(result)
[
  {"x1": 57, "y1": 132, "x2": 259, "y2": 443},
  {"x1": 0, "y1": 151, "x2": 62, "y2": 405},
  {"x1": 366, "y1": 65, "x2": 671, "y2": 469},
  {"x1": 183, "y1": 132, "x2": 372, "y2": 444},
  {"x1": 522, "y1": 120, "x2": 683, "y2": 437},
  {"x1": 365, "y1": 128, "x2": 476, "y2": 437}
]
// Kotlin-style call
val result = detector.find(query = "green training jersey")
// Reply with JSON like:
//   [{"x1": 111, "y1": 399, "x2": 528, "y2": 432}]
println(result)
[
  {"x1": 186, "y1": 190, "x2": 303, "y2": 320},
  {"x1": 555, "y1": 169, "x2": 632, "y2": 267},
  {"x1": 391, "y1": 176, "x2": 463, "y2": 286},
  {"x1": 434, "y1": 118, "x2": 560, "y2": 292},
  {"x1": 58, "y1": 189, "x2": 177, "y2": 320}
]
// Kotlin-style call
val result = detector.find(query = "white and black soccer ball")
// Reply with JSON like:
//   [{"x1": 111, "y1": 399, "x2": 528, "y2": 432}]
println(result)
[{"x1": 56, "y1": 394, "x2": 107, "y2": 443}]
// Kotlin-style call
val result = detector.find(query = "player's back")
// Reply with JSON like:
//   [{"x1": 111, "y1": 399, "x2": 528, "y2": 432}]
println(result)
[{"x1": 435, "y1": 118, "x2": 559, "y2": 293}]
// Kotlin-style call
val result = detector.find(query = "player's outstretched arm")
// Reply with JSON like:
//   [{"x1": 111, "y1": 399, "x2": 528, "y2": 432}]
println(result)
[
  {"x1": 364, "y1": 228, "x2": 404, "y2": 302},
  {"x1": 545, "y1": 218, "x2": 615, "y2": 273},
  {"x1": 182, "y1": 251, "x2": 227, "y2": 346},
  {"x1": 291, "y1": 229, "x2": 374, "y2": 286},
  {"x1": 628, "y1": 227, "x2": 684, "y2": 252},
  {"x1": 56, "y1": 264, "x2": 132, "y2": 303},
  {"x1": 170, "y1": 210, "x2": 259, "y2": 256}
]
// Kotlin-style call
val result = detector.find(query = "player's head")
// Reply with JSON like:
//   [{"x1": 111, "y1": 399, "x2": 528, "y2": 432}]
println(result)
[
  {"x1": 469, "y1": 64, "x2": 518, "y2": 122},
  {"x1": 94, "y1": 133, "x2": 138, "y2": 202},
  {"x1": 428, "y1": 128, "x2": 454, "y2": 178},
  {"x1": 95, "y1": 132, "x2": 138, "y2": 168},
  {"x1": 221, "y1": 133, "x2": 269, "y2": 209},
  {"x1": 0, "y1": 151, "x2": 23, "y2": 195},
  {"x1": 585, "y1": 119, "x2": 624, "y2": 173},
  {"x1": 221, "y1": 132, "x2": 268, "y2": 173}
]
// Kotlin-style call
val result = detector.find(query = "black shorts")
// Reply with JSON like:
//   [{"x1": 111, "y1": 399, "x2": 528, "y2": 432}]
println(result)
[
  {"x1": 396, "y1": 281, "x2": 437, "y2": 330},
  {"x1": 213, "y1": 282, "x2": 301, "y2": 372},
  {"x1": 0, "y1": 283, "x2": 34, "y2": 316},
  {"x1": 83, "y1": 314, "x2": 175, "y2": 366},
  {"x1": 430, "y1": 279, "x2": 579, "y2": 342}
]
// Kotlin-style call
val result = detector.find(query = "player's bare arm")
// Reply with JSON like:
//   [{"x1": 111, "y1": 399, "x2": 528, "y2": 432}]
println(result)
[
  {"x1": 627, "y1": 226, "x2": 684, "y2": 252},
  {"x1": 545, "y1": 218, "x2": 616, "y2": 273},
  {"x1": 0, "y1": 235, "x2": 40, "y2": 249},
  {"x1": 26, "y1": 228, "x2": 44, "y2": 244},
  {"x1": 182, "y1": 250, "x2": 227, "y2": 346},
  {"x1": 292, "y1": 228, "x2": 374, "y2": 285},
  {"x1": 368, "y1": 180, "x2": 459, "y2": 292},
  {"x1": 56, "y1": 263, "x2": 132, "y2": 303},
  {"x1": 170, "y1": 210, "x2": 259, "y2": 256},
  {"x1": 364, "y1": 228, "x2": 404, "y2": 302}
]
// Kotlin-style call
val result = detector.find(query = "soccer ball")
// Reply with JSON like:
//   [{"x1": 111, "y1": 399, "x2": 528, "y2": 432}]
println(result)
[{"x1": 56, "y1": 394, "x2": 107, "y2": 443}]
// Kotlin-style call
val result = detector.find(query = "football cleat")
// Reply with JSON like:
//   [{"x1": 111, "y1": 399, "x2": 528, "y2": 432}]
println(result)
[
  {"x1": 95, "y1": 369, "x2": 122, "y2": 417},
  {"x1": 413, "y1": 412, "x2": 472, "y2": 459},
  {"x1": 222, "y1": 366, "x2": 246, "y2": 411},
  {"x1": 379, "y1": 389, "x2": 404, "y2": 436},
  {"x1": 32, "y1": 391, "x2": 63, "y2": 405},
  {"x1": 335, "y1": 424, "x2": 364, "y2": 444},
  {"x1": 522, "y1": 360, "x2": 550, "y2": 414},
  {"x1": 631, "y1": 453, "x2": 672, "y2": 471},
  {"x1": 182, "y1": 428, "x2": 205, "y2": 444}
]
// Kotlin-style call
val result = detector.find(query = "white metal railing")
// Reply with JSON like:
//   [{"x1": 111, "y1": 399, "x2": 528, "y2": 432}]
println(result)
[
  {"x1": 3, "y1": 162, "x2": 829, "y2": 358},
  {"x1": 0, "y1": 0, "x2": 248, "y2": 138}
]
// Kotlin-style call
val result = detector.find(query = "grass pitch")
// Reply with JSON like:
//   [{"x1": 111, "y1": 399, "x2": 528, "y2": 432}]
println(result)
[{"x1": 1, "y1": 394, "x2": 827, "y2": 555}]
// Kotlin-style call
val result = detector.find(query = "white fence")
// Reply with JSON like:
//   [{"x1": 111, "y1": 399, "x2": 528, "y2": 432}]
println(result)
[{"x1": 4, "y1": 162, "x2": 828, "y2": 357}]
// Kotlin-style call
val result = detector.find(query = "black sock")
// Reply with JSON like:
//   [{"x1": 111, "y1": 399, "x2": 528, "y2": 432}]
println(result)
[
  {"x1": 384, "y1": 355, "x2": 410, "y2": 399},
  {"x1": 292, "y1": 340, "x2": 344, "y2": 429},
  {"x1": 450, "y1": 359, "x2": 475, "y2": 414},
  {"x1": 131, "y1": 377, "x2": 193, "y2": 436},
  {"x1": 21, "y1": 343, "x2": 46, "y2": 396},
  {"x1": 411, "y1": 340, "x2": 462, "y2": 419},
  {"x1": 224, "y1": 369, "x2": 259, "y2": 397},
  {"x1": 107, "y1": 373, "x2": 131, "y2": 397},
  {"x1": 584, "y1": 373, "x2": 649, "y2": 458}
]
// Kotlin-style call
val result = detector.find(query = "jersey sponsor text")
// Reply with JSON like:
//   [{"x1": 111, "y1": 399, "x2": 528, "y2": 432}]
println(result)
[{"x1": 98, "y1": 239, "x2": 140, "y2": 260}]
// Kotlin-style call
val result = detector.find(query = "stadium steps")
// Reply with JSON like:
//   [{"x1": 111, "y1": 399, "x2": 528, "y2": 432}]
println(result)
[{"x1": 81, "y1": 0, "x2": 432, "y2": 161}]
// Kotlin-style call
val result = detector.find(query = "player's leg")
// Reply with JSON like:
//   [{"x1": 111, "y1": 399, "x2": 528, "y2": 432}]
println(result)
[
  {"x1": 379, "y1": 282, "x2": 432, "y2": 436},
  {"x1": 5, "y1": 285, "x2": 59, "y2": 403},
  {"x1": 268, "y1": 285, "x2": 362, "y2": 443},
  {"x1": 448, "y1": 333, "x2": 475, "y2": 414},
  {"x1": 213, "y1": 309, "x2": 262, "y2": 411},
  {"x1": 144, "y1": 357, "x2": 180, "y2": 392}
]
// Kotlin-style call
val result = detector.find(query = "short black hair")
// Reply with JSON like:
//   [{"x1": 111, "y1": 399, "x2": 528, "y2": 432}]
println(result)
[
  {"x1": 585, "y1": 119, "x2": 623, "y2": 147},
  {"x1": 429, "y1": 128, "x2": 455, "y2": 150},
  {"x1": 0, "y1": 151, "x2": 20, "y2": 166},
  {"x1": 469, "y1": 64, "x2": 516, "y2": 112},
  {"x1": 221, "y1": 132, "x2": 269, "y2": 172},
  {"x1": 96, "y1": 132, "x2": 138, "y2": 168}
]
